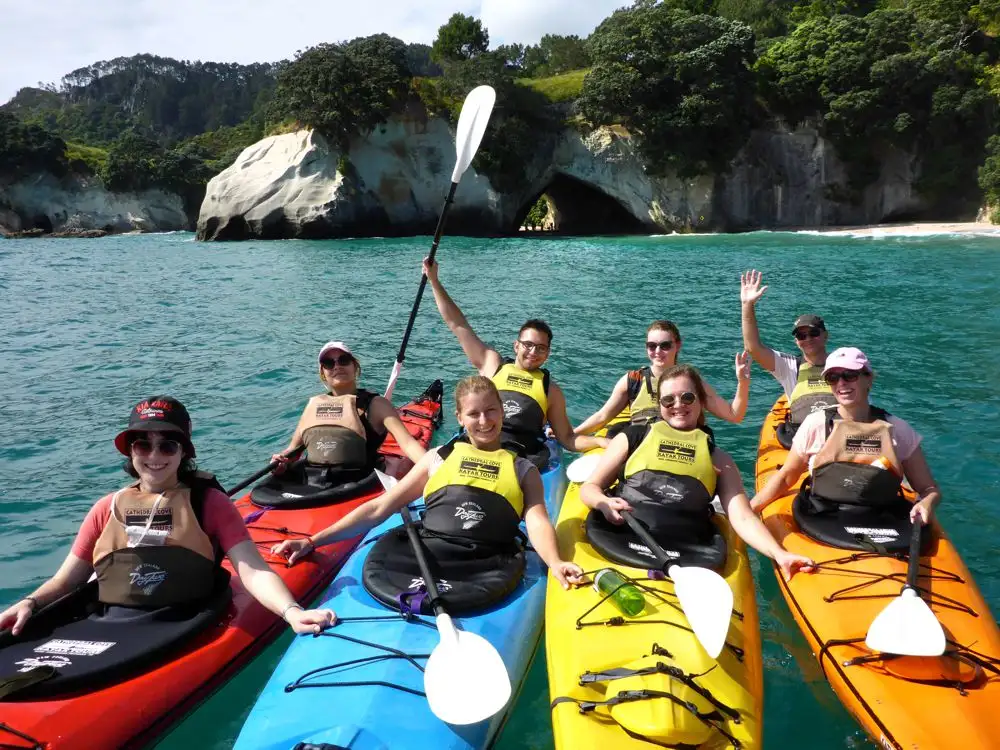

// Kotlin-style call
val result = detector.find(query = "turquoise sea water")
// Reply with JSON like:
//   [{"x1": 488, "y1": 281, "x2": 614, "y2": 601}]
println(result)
[{"x1": 2, "y1": 231, "x2": 999, "y2": 748}]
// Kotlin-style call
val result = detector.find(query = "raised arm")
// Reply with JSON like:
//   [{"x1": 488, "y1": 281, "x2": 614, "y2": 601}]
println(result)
[
  {"x1": 702, "y1": 352, "x2": 751, "y2": 423},
  {"x1": 547, "y1": 383, "x2": 607, "y2": 452},
  {"x1": 369, "y1": 396, "x2": 428, "y2": 464},
  {"x1": 574, "y1": 374, "x2": 631, "y2": 436},
  {"x1": 740, "y1": 270, "x2": 777, "y2": 372},
  {"x1": 423, "y1": 258, "x2": 502, "y2": 375},
  {"x1": 521, "y1": 467, "x2": 584, "y2": 588},
  {"x1": 715, "y1": 449, "x2": 813, "y2": 580}
]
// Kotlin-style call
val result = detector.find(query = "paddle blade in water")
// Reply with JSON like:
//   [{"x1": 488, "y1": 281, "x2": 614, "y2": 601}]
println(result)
[
  {"x1": 865, "y1": 587, "x2": 946, "y2": 656},
  {"x1": 566, "y1": 453, "x2": 602, "y2": 484},
  {"x1": 423, "y1": 614, "x2": 512, "y2": 725},
  {"x1": 668, "y1": 565, "x2": 733, "y2": 660},
  {"x1": 451, "y1": 86, "x2": 496, "y2": 183}
]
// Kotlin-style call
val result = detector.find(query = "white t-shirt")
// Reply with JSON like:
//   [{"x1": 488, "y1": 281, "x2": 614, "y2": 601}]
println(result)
[
  {"x1": 427, "y1": 446, "x2": 538, "y2": 487},
  {"x1": 791, "y1": 410, "x2": 923, "y2": 470},
  {"x1": 769, "y1": 349, "x2": 800, "y2": 398}
]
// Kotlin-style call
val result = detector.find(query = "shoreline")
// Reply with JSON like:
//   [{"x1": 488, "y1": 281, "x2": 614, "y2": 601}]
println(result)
[{"x1": 789, "y1": 221, "x2": 1000, "y2": 237}]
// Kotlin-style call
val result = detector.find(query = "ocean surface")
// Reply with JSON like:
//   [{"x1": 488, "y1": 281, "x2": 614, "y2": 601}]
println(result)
[{"x1": 2, "y1": 230, "x2": 998, "y2": 748}]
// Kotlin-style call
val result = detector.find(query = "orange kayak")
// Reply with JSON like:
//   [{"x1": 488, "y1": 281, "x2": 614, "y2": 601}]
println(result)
[{"x1": 756, "y1": 397, "x2": 1000, "y2": 749}]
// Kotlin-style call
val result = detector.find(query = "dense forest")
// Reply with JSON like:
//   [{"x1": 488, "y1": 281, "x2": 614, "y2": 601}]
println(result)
[{"x1": 3, "y1": 0, "x2": 1000, "y2": 219}]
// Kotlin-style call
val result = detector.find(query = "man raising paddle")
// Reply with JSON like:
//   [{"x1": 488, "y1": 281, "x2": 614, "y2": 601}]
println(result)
[{"x1": 423, "y1": 258, "x2": 606, "y2": 468}]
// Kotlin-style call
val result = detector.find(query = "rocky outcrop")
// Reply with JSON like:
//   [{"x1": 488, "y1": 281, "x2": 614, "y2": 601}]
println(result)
[
  {"x1": 196, "y1": 109, "x2": 942, "y2": 240},
  {"x1": 0, "y1": 173, "x2": 189, "y2": 237}
]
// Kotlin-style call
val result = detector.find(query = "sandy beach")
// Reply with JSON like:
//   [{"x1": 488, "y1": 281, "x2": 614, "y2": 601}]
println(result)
[{"x1": 801, "y1": 221, "x2": 1000, "y2": 237}]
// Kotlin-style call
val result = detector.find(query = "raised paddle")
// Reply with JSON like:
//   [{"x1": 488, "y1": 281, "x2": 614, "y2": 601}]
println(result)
[
  {"x1": 865, "y1": 522, "x2": 946, "y2": 656},
  {"x1": 384, "y1": 84, "x2": 497, "y2": 401},
  {"x1": 622, "y1": 511, "x2": 734, "y2": 659}
]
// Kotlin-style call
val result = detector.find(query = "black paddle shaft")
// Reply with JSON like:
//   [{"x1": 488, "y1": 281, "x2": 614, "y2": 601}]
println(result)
[
  {"x1": 400, "y1": 506, "x2": 447, "y2": 617},
  {"x1": 622, "y1": 511, "x2": 672, "y2": 571},
  {"x1": 225, "y1": 462, "x2": 278, "y2": 498},
  {"x1": 905, "y1": 521, "x2": 923, "y2": 591},
  {"x1": 393, "y1": 181, "x2": 459, "y2": 364}
]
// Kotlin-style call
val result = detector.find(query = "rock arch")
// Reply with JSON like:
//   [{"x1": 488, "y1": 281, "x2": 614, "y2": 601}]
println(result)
[{"x1": 514, "y1": 173, "x2": 648, "y2": 235}]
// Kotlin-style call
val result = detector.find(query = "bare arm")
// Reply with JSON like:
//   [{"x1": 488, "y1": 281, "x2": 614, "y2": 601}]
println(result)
[
  {"x1": 579, "y1": 432, "x2": 633, "y2": 522},
  {"x1": 547, "y1": 383, "x2": 606, "y2": 452},
  {"x1": 0, "y1": 553, "x2": 93, "y2": 635},
  {"x1": 740, "y1": 270, "x2": 777, "y2": 372},
  {"x1": 749, "y1": 448, "x2": 808, "y2": 513},
  {"x1": 521, "y1": 468, "x2": 584, "y2": 589},
  {"x1": 574, "y1": 374, "x2": 630, "y2": 436},
  {"x1": 369, "y1": 396, "x2": 427, "y2": 464},
  {"x1": 901, "y1": 445, "x2": 942, "y2": 523},
  {"x1": 423, "y1": 258, "x2": 502, "y2": 375},
  {"x1": 702, "y1": 354, "x2": 750, "y2": 424}
]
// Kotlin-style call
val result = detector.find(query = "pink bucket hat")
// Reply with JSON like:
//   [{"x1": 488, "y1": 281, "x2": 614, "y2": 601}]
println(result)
[
  {"x1": 822, "y1": 347, "x2": 871, "y2": 376},
  {"x1": 318, "y1": 341, "x2": 355, "y2": 363}
]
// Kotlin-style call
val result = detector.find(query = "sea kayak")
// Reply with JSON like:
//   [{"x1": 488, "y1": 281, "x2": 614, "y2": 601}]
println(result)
[
  {"x1": 546, "y1": 451, "x2": 762, "y2": 749},
  {"x1": 233, "y1": 440, "x2": 566, "y2": 750},
  {"x1": 0, "y1": 382, "x2": 443, "y2": 750},
  {"x1": 756, "y1": 396, "x2": 1000, "y2": 749}
]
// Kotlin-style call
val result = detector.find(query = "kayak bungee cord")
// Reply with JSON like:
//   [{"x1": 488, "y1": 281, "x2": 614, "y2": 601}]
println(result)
[
  {"x1": 572, "y1": 569, "x2": 746, "y2": 662},
  {"x1": 0, "y1": 721, "x2": 43, "y2": 750}
]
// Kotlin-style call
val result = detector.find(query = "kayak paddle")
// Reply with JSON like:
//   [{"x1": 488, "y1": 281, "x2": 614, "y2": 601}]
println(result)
[
  {"x1": 225, "y1": 447, "x2": 304, "y2": 497},
  {"x1": 384, "y1": 85, "x2": 497, "y2": 401},
  {"x1": 865, "y1": 522, "x2": 946, "y2": 656},
  {"x1": 566, "y1": 453, "x2": 603, "y2": 484},
  {"x1": 622, "y1": 511, "x2": 734, "y2": 659},
  {"x1": 374, "y1": 471, "x2": 512, "y2": 724}
]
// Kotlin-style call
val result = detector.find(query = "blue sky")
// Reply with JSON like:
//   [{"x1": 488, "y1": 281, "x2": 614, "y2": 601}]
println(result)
[{"x1": 0, "y1": 0, "x2": 625, "y2": 104}]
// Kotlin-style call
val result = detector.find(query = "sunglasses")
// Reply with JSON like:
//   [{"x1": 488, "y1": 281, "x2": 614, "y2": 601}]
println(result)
[
  {"x1": 321, "y1": 354, "x2": 354, "y2": 368},
  {"x1": 131, "y1": 438, "x2": 183, "y2": 457},
  {"x1": 646, "y1": 340, "x2": 675, "y2": 352},
  {"x1": 517, "y1": 340, "x2": 550, "y2": 354},
  {"x1": 794, "y1": 327, "x2": 823, "y2": 341},
  {"x1": 659, "y1": 391, "x2": 697, "y2": 408},
  {"x1": 824, "y1": 369, "x2": 869, "y2": 385}
]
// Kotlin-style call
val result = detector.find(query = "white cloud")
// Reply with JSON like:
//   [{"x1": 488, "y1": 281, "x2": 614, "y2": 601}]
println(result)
[{"x1": 0, "y1": 0, "x2": 623, "y2": 104}]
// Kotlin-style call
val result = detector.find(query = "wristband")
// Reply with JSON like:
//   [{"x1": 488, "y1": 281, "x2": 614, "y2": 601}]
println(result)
[{"x1": 281, "y1": 602, "x2": 304, "y2": 621}]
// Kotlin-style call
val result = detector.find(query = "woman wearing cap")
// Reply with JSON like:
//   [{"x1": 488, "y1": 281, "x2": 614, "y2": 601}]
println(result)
[
  {"x1": 573, "y1": 320, "x2": 752, "y2": 438},
  {"x1": 271, "y1": 341, "x2": 427, "y2": 480},
  {"x1": 740, "y1": 270, "x2": 836, "y2": 446},
  {"x1": 580, "y1": 364, "x2": 813, "y2": 579},
  {"x1": 0, "y1": 396, "x2": 335, "y2": 637},
  {"x1": 750, "y1": 348, "x2": 941, "y2": 526}
]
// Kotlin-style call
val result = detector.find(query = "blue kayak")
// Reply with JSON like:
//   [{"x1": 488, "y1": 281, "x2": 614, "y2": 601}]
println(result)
[{"x1": 235, "y1": 441, "x2": 565, "y2": 750}]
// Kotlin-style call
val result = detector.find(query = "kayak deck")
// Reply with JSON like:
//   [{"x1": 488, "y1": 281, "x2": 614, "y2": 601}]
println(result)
[
  {"x1": 756, "y1": 397, "x2": 1000, "y2": 749},
  {"x1": 0, "y1": 385, "x2": 442, "y2": 750},
  {"x1": 546, "y1": 456, "x2": 762, "y2": 749},
  {"x1": 234, "y1": 443, "x2": 566, "y2": 750}
]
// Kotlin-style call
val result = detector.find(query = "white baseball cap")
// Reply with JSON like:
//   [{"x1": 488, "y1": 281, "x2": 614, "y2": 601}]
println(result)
[{"x1": 318, "y1": 341, "x2": 355, "y2": 363}]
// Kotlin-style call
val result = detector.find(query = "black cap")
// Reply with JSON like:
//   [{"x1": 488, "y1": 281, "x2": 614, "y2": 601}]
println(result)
[
  {"x1": 114, "y1": 396, "x2": 195, "y2": 456},
  {"x1": 792, "y1": 314, "x2": 826, "y2": 332}
]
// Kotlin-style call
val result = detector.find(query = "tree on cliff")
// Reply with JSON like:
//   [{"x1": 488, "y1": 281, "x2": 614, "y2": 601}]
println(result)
[
  {"x1": 0, "y1": 111, "x2": 67, "y2": 179},
  {"x1": 267, "y1": 35, "x2": 410, "y2": 150},
  {"x1": 579, "y1": 1, "x2": 758, "y2": 178},
  {"x1": 431, "y1": 13, "x2": 490, "y2": 65}
]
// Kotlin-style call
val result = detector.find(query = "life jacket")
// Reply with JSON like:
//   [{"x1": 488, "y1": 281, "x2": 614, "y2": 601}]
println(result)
[
  {"x1": 492, "y1": 360, "x2": 549, "y2": 451},
  {"x1": 806, "y1": 406, "x2": 905, "y2": 513},
  {"x1": 788, "y1": 357, "x2": 836, "y2": 426},
  {"x1": 299, "y1": 390, "x2": 382, "y2": 469},
  {"x1": 92, "y1": 472, "x2": 225, "y2": 608},
  {"x1": 613, "y1": 421, "x2": 717, "y2": 540},
  {"x1": 422, "y1": 437, "x2": 525, "y2": 547}
]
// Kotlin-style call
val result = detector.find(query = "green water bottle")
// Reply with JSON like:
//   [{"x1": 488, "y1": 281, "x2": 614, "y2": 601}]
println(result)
[{"x1": 594, "y1": 568, "x2": 646, "y2": 617}]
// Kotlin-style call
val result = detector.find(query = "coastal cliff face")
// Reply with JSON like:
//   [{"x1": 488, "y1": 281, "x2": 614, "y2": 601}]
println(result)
[
  {"x1": 0, "y1": 174, "x2": 189, "y2": 237},
  {"x1": 197, "y1": 111, "x2": 930, "y2": 240}
]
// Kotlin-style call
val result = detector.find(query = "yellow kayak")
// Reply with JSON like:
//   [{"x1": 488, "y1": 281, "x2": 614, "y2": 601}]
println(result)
[{"x1": 546, "y1": 455, "x2": 763, "y2": 749}]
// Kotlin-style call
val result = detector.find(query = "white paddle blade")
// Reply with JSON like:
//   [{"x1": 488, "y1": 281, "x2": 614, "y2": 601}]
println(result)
[
  {"x1": 423, "y1": 614, "x2": 512, "y2": 725},
  {"x1": 566, "y1": 453, "x2": 603, "y2": 484},
  {"x1": 374, "y1": 469, "x2": 398, "y2": 491},
  {"x1": 669, "y1": 565, "x2": 734, "y2": 659},
  {"x1": 865, "y1": 587, "x2": 946, "y2": 656},
  {"x1": 451, "y1": 85, "x2": 497, "y2": 183},
  {"x1": 383, "y1": 360, "x2": 403, "y2": 400}
]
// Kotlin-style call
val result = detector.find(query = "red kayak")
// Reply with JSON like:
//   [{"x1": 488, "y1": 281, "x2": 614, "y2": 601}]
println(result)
[{"x1": 0, "y1": 381, "x2": 443, "y2": 750}]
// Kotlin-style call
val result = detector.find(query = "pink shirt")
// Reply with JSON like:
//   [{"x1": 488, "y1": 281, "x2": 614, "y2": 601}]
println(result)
[
  {"x1": 791, "y1": 410, "x2": 922, "y2": 469},
  {"x1": 71, "y1": 487, "x2": 251, "y2": 561}
]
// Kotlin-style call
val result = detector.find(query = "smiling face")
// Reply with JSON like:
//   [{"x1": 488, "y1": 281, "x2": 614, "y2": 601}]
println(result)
[
  {"x1": 320, "y1": 349, "x2": 359, "y2": 390},
  {"x1": 129, "y1": 432, "x2": 184, "y2": 492},
  {"x1": 793, "y1": 326, "x2": 828, "y2": 361},
  {"x1": 825, "y1": 368, "x2": 872, "y2": 409},
  {"x1": 658, "y1": 374, "x2": 703, "y2": 431},
  {"x1": 513, "y1": 327, "x2": 551, "y2": 371},
  {"x1": 456, "y1": 388, "x2": 504, "y2": 449},
  {"x1": 645, "y1": 329, "x2": 680, "y2": 369}
]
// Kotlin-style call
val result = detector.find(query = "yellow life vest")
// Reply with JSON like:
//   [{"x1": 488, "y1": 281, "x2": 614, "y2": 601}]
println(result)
[
  {"x1": 622, "y1": 421, "x2": 717, "y2": 499},
  {"x1": 788, "y1": 359, "x2": 835, "y2": 425},
  {"x1": 607, "y1": 367, "x2": 658, "y2": 432},
  {"x1": 422, "y1": 439, "x2": 525, "y2": 545},
  {"x1": 492, "y1": 361, "x2": 549, "y2": 448}
]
